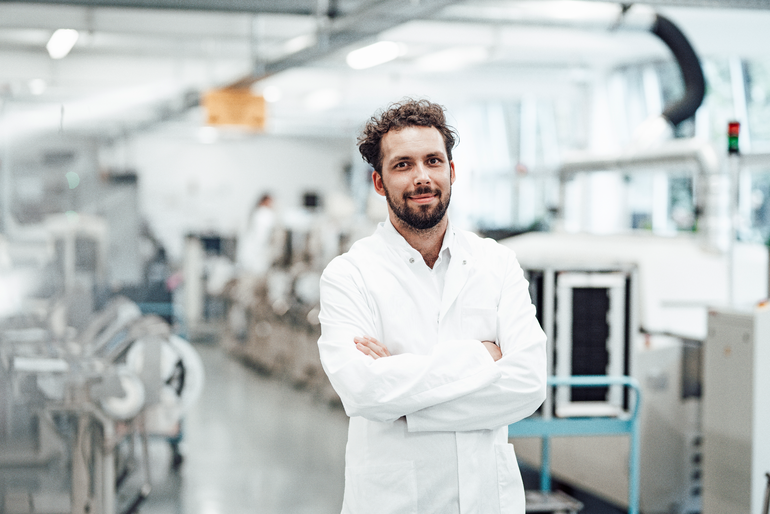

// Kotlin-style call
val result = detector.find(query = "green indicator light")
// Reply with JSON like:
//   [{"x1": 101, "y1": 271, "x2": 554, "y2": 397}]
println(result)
[{"x1": 728, "y1": 121, "x2": 740, "y2": 155}]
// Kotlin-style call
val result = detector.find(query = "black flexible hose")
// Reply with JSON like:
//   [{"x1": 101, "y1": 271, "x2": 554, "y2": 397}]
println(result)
[{"x1": 651, "y1": 14, "x2": 706, "y2": 127}]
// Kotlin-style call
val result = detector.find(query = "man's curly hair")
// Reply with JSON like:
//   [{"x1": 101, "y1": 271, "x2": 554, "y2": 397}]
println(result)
[{"x1": 358, "y1": 99, "x2": 458, "y2": 173}]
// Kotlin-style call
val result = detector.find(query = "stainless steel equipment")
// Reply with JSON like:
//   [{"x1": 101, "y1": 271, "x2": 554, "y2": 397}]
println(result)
[{"x1": 1, "y1": 296, "x2": 204, "y2": 514}]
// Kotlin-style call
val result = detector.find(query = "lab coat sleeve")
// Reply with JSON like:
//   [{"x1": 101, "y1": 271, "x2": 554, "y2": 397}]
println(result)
[
  {"x1": 405, "y1": 252, "x2": 547, "y2": 432},
  {"x1": 318, "y1": 257, "x2": 503, "y2": 424}
]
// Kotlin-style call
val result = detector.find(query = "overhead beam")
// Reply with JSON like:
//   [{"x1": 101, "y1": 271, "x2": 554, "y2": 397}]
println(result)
[
  {"x1": 607, "y1": 0, "x2": 770, "y2": 8},
  {"x1": 0, "y1": 0, "x2": 319, "y2": 15},
  {"x1": 228, "y1": 0, "x2": 464, "y2": 88}
]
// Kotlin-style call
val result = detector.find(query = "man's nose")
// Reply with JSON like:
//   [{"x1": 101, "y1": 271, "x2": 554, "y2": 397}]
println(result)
[{"x1": 413, "y1": 163, "x2": 430, "y2": 184}]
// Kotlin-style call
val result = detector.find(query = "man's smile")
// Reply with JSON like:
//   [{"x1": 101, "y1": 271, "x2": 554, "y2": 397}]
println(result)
[{"x1": 408, "y1": 193, "x2": 437, "y2": 204}]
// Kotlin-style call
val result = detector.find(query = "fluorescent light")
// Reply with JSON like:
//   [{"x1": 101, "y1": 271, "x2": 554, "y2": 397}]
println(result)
[
  {"x1": 283, "y1": 34, "x2": 316, "y2": 55},
  {"x1": 47, "y1": 29, "x2": 79, "y2": 59},
  {"x1": 346, "y1": 41, "x2": 404, "y2": 70}
]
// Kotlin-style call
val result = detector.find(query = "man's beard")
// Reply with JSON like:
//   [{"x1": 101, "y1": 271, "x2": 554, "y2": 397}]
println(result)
[{"x1": 383, "y1": 183, "x2": 451, "y2": 231}]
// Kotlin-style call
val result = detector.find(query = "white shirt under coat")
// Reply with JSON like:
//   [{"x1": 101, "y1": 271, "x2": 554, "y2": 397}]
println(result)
[{"x1": 318, "y1": 219, "x2": 547, "y2": 514}]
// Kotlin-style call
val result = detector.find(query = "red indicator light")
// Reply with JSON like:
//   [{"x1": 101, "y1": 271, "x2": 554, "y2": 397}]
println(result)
[{"x1": 728, "y1": 121, "x2": 740, "y2": 154}]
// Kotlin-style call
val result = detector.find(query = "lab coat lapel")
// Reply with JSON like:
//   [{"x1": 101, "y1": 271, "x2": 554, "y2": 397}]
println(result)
[{"x1": 440, "y1": 237, "x2": 471, "y2": 322}]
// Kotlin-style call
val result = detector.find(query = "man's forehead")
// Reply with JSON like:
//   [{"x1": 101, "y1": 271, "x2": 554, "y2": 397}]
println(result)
[{"x1": 381, "y1": 126, "x2": 446, "y2": 157}]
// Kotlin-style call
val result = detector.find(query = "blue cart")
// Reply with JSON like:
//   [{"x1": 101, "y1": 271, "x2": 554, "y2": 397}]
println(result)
[{"x1": 509, "y1": 376, "x2": 642, "y2": 514}]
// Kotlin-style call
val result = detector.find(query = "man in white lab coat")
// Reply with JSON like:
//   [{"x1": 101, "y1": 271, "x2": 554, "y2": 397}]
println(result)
[{"x1": 318, "y1": 99, "x2": 547, "y2": 514}]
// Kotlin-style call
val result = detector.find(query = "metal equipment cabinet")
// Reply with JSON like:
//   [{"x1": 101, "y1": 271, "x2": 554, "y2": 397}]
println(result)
[{"x1": 702, "y1": 305, "x2": 770, "y2": 514}]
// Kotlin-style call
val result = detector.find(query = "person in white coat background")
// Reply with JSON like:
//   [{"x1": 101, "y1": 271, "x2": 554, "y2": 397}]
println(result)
[
  {"x1": 317, "y1": 99, "x2": 547, "y2": 514},
  {"x1": 237, "y1": 193, "x2": 277, "y2": 277}
]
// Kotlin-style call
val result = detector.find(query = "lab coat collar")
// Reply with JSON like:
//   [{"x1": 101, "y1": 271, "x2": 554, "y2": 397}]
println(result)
[
  {"x1": 377, "y1": 217, "x2": 456, "y2": 265},
  {"x1": 376, "y1": 217, "x2": 472, "y2": 321}
]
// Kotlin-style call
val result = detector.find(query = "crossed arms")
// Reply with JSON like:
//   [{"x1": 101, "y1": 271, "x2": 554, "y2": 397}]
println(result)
[
  {"x1": 317, "y1": 252, "x2": 546, "y2": 433},
  {"x1": 355, "y1": 334, "x2": 503, "y2": 362}
]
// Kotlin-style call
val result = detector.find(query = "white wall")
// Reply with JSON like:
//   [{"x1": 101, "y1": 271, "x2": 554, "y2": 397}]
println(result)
[{"x1": 123, "y1": 129, "x2": 353, "y2": 261}]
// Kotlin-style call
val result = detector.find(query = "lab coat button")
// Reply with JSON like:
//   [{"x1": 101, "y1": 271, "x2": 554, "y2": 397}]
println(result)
[
  {"x1": 409, "y1": 257, "x2": 415, "y2": 263},
  {"x1": 462, "y1": 260, "x2": 467, "y2": 265}
]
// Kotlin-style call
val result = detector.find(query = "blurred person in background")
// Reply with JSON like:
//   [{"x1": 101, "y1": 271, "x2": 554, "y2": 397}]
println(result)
[{"x1": 237, "y1": 193, "x2": 277, "y2": 277}]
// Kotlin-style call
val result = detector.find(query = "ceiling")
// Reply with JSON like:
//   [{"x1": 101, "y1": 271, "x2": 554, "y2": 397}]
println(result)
[{"x1": 2, "y1": 0, "x2": 770, "y2": 142}]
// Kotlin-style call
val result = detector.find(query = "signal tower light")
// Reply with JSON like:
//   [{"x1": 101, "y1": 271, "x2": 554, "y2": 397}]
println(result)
[{"x1": 728, "y1": 121, "x2": 740, "y2": 155}]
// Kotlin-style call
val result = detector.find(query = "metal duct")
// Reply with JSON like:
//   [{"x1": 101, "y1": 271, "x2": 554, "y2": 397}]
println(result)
[{"x1": 651, "y1": 14, "x2": 706, "y2": 127}]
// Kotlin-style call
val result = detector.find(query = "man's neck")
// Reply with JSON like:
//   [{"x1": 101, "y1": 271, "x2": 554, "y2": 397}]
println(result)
[{"x1": 390, "y1": 213, "x2": 448, "y2": 269}]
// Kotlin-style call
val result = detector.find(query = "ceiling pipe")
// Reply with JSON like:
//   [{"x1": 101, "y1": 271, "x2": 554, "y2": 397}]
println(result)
[{"x1": 226, "y1": 0, "x2": 465, "y2": 89}]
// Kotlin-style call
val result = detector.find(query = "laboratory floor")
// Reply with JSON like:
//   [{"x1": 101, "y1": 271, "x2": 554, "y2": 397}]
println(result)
[
  {"x1": 135, "y1": 341, "x2": 348, "y2": 514},
  {"x1": 133, "y1": 340, "x2": 624, "y2": 514}
]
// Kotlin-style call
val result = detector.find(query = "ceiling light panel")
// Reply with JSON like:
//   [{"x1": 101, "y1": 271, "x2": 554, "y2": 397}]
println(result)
[
  {"x1": 47, "y1": 29, "x2": 79, "y2": 59},
  {"x1": 281, "y1": 34, "x2": 317, "y2": 56},
  {"x1": 346, "y1": 41, "x2": 406, "y2": 69}
]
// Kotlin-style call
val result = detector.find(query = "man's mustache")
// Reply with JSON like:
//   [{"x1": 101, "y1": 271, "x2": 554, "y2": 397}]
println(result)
[{"x1": 405, "y1": 186, "x2": 441, "y2": 199}]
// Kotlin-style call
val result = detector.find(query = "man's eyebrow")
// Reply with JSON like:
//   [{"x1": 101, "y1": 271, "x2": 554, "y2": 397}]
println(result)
[
  {"x1": 386, "y1": 151, "x2": 446, "y2": 167},
  {"x1": 391, "y1": 152, "x2": 444, "y2": 162},
  {"x1": 387, "y1": 155, "x2": 412, "y2": 165}
]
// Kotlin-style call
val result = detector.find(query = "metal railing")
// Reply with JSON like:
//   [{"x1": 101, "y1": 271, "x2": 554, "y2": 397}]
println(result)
[{"x1": 509, "y1": 375, "x2": 642, "y2": 514}]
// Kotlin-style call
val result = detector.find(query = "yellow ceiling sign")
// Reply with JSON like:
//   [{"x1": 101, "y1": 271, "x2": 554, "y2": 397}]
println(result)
[{"x1": 202, "y1": 88, "x2": 266, "y2": 130}]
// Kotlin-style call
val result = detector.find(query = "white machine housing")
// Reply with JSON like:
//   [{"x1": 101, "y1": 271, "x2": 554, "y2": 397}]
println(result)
[
  {"x1": 503, "y1": 231, "x2": 768, "y2": 514},
  {"x1": 703, "y1": 305, "x2": 770, "y2": 514}
]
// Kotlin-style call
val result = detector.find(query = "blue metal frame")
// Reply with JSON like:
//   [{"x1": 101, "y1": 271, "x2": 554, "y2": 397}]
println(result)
[
  {"x1": 508, "y1": 376, "x2": 642, "y2": 514},
  {"x1": 136, "y1": 302, "x2": 175, "y2": 318}
]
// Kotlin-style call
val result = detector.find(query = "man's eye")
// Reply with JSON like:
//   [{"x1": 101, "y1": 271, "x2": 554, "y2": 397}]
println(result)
[{"x1": 428, "y1": 158, "x2": 440, "y2": 165}]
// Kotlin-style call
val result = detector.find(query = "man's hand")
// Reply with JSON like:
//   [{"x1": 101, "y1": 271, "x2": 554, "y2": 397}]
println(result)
[
  {"x1": 354, "y1": 336, "x2": 391, "y2": 360},
  {"x1": 482, "y1": 341, "x2": 502, "y2": 362}
]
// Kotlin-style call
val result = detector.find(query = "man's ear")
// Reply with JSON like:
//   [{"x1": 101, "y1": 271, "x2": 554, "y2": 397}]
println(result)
[
  {"x1": 449, "y1": 161, "x2": 456, "y2": 185},
  {"x1": 372, "y1": 171, "x2": 386, "y2": 197}
]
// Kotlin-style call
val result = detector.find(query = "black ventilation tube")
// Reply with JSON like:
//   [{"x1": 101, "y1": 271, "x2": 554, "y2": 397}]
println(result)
[{"x1": 651, "y1": 14, "x2": 706, "y2": 127}]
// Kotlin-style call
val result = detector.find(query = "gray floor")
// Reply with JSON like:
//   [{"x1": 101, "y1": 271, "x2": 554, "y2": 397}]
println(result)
[{"x1": 136, "y1": 342, "x2": 348, "y2": 514}]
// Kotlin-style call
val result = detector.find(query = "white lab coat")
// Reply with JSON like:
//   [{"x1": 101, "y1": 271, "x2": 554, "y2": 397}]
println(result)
[
  {"x1": 237, "y1": 205, "x2": 276, "y2": 276},
  {"x1": 318, "y1": 220, "x2": 547, "y2": 514}
]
